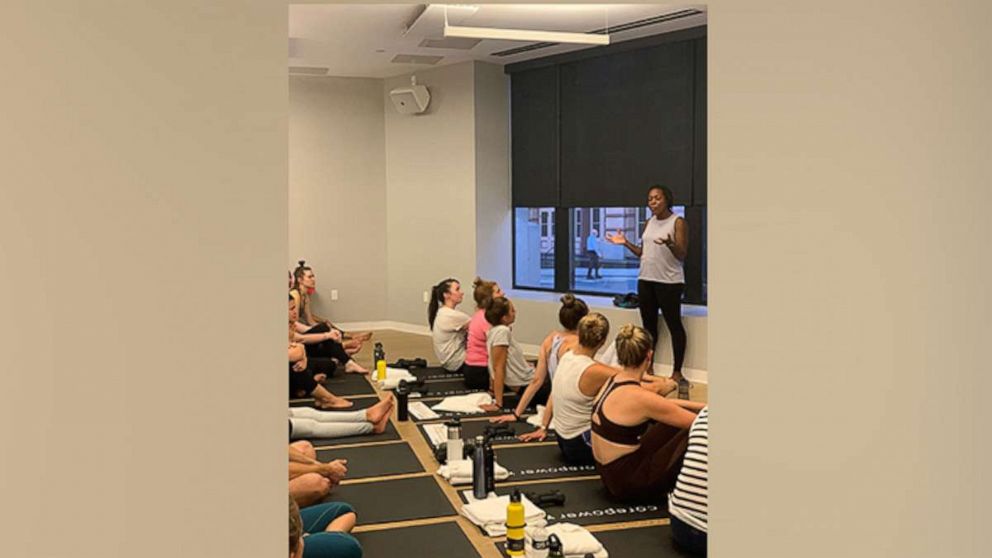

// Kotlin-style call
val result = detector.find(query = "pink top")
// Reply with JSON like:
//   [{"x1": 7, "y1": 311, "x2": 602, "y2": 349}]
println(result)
[{"x1": 465, "y1": 309, "x2": 491, "y2": 366}]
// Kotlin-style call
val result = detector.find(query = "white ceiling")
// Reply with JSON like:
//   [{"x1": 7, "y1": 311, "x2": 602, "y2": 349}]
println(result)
[{"x1": 289, "y1": 3, "x2": 707, "y2": 78}]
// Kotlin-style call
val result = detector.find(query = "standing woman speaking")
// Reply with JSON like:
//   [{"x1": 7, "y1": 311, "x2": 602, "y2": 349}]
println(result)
[{"x1": 607, "y1": 185, "x2": 690, "y2": 396}]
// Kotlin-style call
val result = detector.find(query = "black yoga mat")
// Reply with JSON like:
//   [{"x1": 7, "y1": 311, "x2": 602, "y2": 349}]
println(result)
[
  {"x1": 355, "y1": 521, "x2": 480, "y2": 558},
  {"x1": 461, "y1": 478, "x2": 667, "y2": 528},
  {"x1": 302, "y1": 421, "x2": 400, "y2": 448},
  {"x1": 320, "y1": 372, "x2": 376, "y2": 396},
  {"x1": 325, "y1": 475, "x2": 456, "y2": 526},
  {"x1": 412, "y1": 378, "x2": 483, "y2": 398},
  {"x1": 409, "y1": 406, "x2": 527, "y2": 423},
  {"x1": 408, "y1": 366, "x2": 464, "y2": 381},
  {"x1": 418, "y1": 419, "x2": 557, "y2": 449},
  {"x1": 290, "y1": 396, "x2": 380, "y2": 411},
  {"x1": 494, "y1": 443, "x2": 597, "y2": 482},
  {"x1": 315, "y1": 442, "x2": 425, "y2": 480},
  {"x1": 494, "y1": 525, "x2": 689, "y2": 558}
]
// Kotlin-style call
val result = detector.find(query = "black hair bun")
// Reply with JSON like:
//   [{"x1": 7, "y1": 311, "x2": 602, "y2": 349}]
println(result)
[
  {"x1": 560, "y1": 293, "x2": 576, "y2": 307},
  {"x1": 298, "y1": 260, "x2": 306, "y2": 267}
]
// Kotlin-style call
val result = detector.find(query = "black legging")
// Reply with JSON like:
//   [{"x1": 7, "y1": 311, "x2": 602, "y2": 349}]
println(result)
[
  {"x1": 302, "y1": 323, "x2": 352, "y2": 364},
  {"x1": 637, "y1": 280, "x2": 687, "y2": 373}
]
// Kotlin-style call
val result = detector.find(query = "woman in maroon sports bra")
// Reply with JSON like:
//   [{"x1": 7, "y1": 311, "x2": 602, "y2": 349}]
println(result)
[{"x1": 591, "y1": 324, "x2": 706, "y2": 502}]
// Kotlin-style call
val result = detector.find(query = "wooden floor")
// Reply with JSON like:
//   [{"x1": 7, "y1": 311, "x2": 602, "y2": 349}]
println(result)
[{"x1": 318, "y1": 329, "x2": 709, "y2": 557}]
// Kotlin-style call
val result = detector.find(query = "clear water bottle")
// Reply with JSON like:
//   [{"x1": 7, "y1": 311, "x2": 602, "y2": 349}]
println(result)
[{"x1": 525, "y1": 520, "x2": 549, "y2": 558}]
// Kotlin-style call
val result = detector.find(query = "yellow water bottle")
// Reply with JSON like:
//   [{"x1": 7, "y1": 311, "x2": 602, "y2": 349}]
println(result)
[
  {"x1": 376, "y1": 359, "x2": 386, "y2": 381},
  {"x1": 506, "y1": 489, "x2": 526, "y2": 557}
]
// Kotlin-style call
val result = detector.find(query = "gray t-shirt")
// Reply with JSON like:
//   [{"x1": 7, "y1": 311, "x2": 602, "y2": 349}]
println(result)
[
  {"x1": 432, "y1": 306, "x2": 471, "y2": 371},
  {"x1": 486, "y1": 325, "x2": 533, "y2": 387}
]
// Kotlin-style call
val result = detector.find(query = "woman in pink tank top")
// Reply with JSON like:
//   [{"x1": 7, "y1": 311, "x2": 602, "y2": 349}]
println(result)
[{"x1": 463, "y1": 277, "x2": 503, "y2": 389}]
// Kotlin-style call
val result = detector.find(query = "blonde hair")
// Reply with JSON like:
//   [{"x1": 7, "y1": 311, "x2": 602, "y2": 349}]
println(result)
[
  {"x1": 615, "y1": 324, "x2": 654, "y2": 367},
  {"x1": 472, "y1": 277, "x2": 499, "y2": 309},
  {"x1": 289, "y1": 495, "x2": 303, "y2": 556},
  {"x1": 577, "y1": 313, "x2": 610, "y2": 349}
]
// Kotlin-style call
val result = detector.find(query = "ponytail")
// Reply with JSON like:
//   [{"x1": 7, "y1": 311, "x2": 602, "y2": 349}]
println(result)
[{"x1": 427, "y1": 278, "x2": 458, "y2": 329}]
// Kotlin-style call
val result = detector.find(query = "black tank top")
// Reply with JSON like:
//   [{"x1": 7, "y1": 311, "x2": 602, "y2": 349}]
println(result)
[{"x1": 591, "y1": 376, "x2": 650, "y2": 446}]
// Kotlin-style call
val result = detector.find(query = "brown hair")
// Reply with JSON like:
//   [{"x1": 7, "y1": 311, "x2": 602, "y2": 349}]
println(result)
[
  {"x1": 472, "y1": 276, "x2": 499, "y2": 309},
  {"x1": 558, "y1": 294, "x2": 589, "y2": 330},
  {"x1": 484, "y1": 296, "x2": 512, "y2": 326},
  {"x1": 427, "y1": 277, "x2": 459, "y2": 329},
  {"x1": 577, "y1": 313, "x2": 610, "y2": 349},
  {"x1": 289, "y1": 494, "x2": 303, "y2": 556},
  {"x1": 615, "y1": 324, "x2": 654, "y2": 367}
]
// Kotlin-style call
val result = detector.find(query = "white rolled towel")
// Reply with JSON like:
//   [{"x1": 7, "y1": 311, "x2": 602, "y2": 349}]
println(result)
[
  {"x1": 542, "y1": 523, "x2": 608, "y2": 558},
  {"x1": 436, "y1": 459, "x2": 510, "y2": 485},
  {"x1": 460, "y1": 492, "x2": 545, "y2": 537},
  {"x1": 376, "y1": 367, "x2": 416, "y2": 390},
  {"x1": 431, "y1": 393, "x2": 494, "y2": 414}
]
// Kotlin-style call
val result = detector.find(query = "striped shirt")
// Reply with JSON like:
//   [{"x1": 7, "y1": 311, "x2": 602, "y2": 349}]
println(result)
[{"x1": 668, "y1": 406, "x2": 708, "y2": 532}]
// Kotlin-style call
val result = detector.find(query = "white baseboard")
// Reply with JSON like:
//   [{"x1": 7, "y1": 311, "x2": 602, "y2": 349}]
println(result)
[
  {"x1": 338, "y1": 321, "x2": 708, "y2": 385},
  {"x1": 335, "y1": 321, "x2": 431, "y2": 336}
]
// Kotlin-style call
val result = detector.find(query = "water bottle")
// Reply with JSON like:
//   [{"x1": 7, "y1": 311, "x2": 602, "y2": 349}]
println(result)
[
  {"x1": 547, "y1": 534, "x2": 564, "y2": 558},
  {"x1": 395, "y1": 380, "x2": 410, "y2": 422},
  {"x1": 505, "y1": 489, "x2": 526, "y2": 557},
  {"x1": 471, "y1": 435, "x2": 488, "y2": 500},
  {"x1": 525, "y1": 521, "x2": 549, "y2": 558},
  {"x1": 445, "y1": 418, "x2": 463, "y2": 463},
  {"x1": 483, "y1": 434, "x2": 496, "y2": 494}
]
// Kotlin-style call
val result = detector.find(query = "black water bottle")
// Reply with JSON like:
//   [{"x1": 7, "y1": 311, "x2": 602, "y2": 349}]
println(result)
[
  {"x1": 547, "y1": 534, "x2": 565, "y2": 558},
  {"x1": 395, "y1": 380, "x2": 410, "y2": 421},
  {"x1": 472, "y1": 435, "x2": 488, "y2": 499},
  {"x1": 483, "y1": 434, "x2": 496, "y2": 493}
]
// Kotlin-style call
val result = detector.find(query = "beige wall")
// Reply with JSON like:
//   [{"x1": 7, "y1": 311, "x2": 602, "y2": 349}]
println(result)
[
  {"x1": 0, "y1": 1, "x2": 286, "y2": 557},
  {"x1": 290, "y1": 75, "x2": 387, "y2": 321},
  {"x1": 473, "y1": 62, "x2": 514, "y2": 291},
  {"x1": 384, "y1": 62, "x2": 479, "y2": 326}
]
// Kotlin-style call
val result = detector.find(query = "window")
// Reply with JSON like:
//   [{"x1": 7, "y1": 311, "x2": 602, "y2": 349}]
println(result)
[
  {"x1": 513, "y1": 207, "x2": 555, "y2": 289},
  {"x1": 514, "y1": 205, "x2": 707, "y2": 305}
]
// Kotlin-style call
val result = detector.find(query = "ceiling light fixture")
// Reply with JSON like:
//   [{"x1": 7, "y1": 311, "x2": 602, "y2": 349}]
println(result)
[{"x1": 441, "y1": 5, "x2": 610, "y2": 46}]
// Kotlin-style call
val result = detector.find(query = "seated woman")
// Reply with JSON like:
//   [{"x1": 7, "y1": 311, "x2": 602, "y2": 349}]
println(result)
[
  {"x1": 591, "y1": 324, "x2": 705, "y2": 502},
  {"x1": 491, "y1": 294, "x2": 588, "y2": 428},
  {"x1": 464, "y1": 277, "x2": 503, "y2": 390},
  {"x1": 290, "y1": 295, "x2": 354, "y2": 409},
  {"x1": 482, "y1": 297, "x2": 545, "y2": 411},
  {"x1": 289, "y1": 494, "x2": 363, "y2": 558},
  {"x1": 291, "y1": 262, "x2": 370, "y2": 371},
  {"x1": 288, "y1": 398, "x2": 393, "y2": 442},
  {"x1": 668, "y1": 406, "x2": 708, "y2": 557},
  {"x1": 288, "y1": 441, "x2": 348, "y2": 508},
  {"x1": 427, "y1": 278, "x2": 471, "y2": 373}
]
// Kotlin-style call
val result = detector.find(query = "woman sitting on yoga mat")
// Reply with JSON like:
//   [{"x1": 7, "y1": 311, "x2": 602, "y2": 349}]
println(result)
[
  {"x1": 491, "y1": 294, "x2": 588, "y2": 430},
  {"x1": 464, "y1": 276, "x2": 503, "y2": 390},
  {"x1": 291, "y1": 262, "x2": 369, "y2": 373},
  {"x1": 591, "y1": 324, "x2": 705, "y2": 502},
  {"x1": 481, "y1": 297, "x2": 544, "y2": 411},
  {"x1": 289, "y1": 441, "x2": 348, "y2": 508},
  {"x1": 289, "y1": 295, "x2": 355, "y2": 409},
  {"x1": 288, "y1": 397, "x2": 393, "y2": 441},
  {"x1": 427, "y1": 277, "x2": 471, "y2": 373},
  {"x1": 289, "y1": 493, "x2": 363, "y2": 558}
]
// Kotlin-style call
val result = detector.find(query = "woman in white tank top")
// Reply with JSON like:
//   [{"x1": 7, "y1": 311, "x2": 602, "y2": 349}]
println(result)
[
  {"x1": 490, "y1": 295, "x2": 588, "y2": 432},
  {"x1": 607, "y1": 185, "x2": 690, "y2": 397},
  {"x1": 545, "y1": 313, "x2": 626, "y2": 465}
]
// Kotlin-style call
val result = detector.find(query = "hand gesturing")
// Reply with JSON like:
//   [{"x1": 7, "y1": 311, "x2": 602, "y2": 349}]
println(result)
[{"x1": 605, "y1": 229, "x2": 627, "y2": 245}]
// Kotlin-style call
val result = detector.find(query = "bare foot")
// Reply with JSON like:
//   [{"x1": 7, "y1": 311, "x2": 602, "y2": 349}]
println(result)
[
  {"x1": 364, "y1": 397, "x2": 393, "y2": 426},
  {"x1": 352, "y1": 331, "x2": 374, "y2": 342},
  {"x1": 316, "y1": 397, "x2": 354, "y2": 410},
  {"x1": 344, "y1": 360, "x2": 368, "y2": 374},
  {"x1": 344, "y1": 346, "x2": 360, "y2": 356}
]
